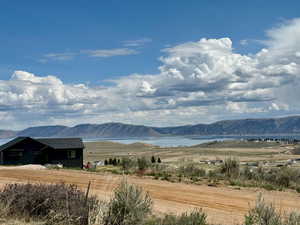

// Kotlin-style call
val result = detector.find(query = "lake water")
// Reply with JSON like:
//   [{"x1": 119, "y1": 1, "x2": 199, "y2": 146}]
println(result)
[{"x1": 84, "y1": 136, "x2": 234, "y2": 147}]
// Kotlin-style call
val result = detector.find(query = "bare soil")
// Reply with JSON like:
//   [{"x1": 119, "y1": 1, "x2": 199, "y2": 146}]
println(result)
[{"x1": 0, "y1": 169, "x2": 299, "y2": 225}]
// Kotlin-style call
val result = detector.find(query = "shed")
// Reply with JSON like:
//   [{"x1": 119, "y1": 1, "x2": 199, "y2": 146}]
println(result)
[{"x1": 0, "y1": 137, "x2": 84, "y2": 168}]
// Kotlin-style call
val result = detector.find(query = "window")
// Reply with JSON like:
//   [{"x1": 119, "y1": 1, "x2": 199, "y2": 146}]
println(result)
[{"x1": 67, "y1": 150, "x2": 76, "y2": 159}]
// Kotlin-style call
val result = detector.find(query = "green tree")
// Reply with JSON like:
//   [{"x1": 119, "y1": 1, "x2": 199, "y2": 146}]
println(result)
[
  {"x1": 157, "y1": 157, "x2": 162, "y2": 163},
  {"x1": 151, "y1": 156, "x2": 156, "y2": 163}
]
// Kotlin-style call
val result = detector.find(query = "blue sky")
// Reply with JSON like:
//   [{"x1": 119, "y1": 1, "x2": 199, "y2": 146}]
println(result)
[
  {"x1": 1, "y1": 1, "x2": 300, "y2": 129},
  {"x1": 1, "y1": 0, "x2": 299, "y2": 83}
]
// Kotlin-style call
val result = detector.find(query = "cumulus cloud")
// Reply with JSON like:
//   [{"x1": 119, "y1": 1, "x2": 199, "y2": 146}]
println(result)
[{"x1": 2, "y1": 18, "x2": 300, "y2": 129}]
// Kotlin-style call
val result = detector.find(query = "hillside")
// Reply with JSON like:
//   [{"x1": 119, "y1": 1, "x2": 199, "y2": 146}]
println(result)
[
  {"x1": 0, "y1": 130, "x2": 17, "y2": 139},
  {"x1": 1, "y1": 116, "x2": 300, "y2": 139},
  {"x1": 154, "y1": 116, "x2": 300, "y2": 135}
]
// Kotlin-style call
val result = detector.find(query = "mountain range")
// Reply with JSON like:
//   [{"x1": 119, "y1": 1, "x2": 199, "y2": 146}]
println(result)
[{"x1": 1, "y1": 116, "x2": 300, "y2": 139}]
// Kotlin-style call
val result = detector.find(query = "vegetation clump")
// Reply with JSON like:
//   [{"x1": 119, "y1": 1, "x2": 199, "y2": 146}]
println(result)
[
  {"x1": 145, "y1": 210, "x2": 208, "y2": 225},
  {"x1": 103, "y1": 180, "x2": 152, "y2": 225},
  {"x1": 220, "y1": 157, "x2": 240, "y2": 178},
  {"x1": 0, "y1": 183, "x2": 100, "y2": 225},
  {"x1": 245, "y1": 195, "x2": 300, "y2": 225},
  {"x1": 0, "y1": 180, "x2": 299, "y2": 225}
]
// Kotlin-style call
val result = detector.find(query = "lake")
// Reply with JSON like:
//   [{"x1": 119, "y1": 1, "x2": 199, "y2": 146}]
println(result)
[{"x1": 83, "y1": 136, "x2": 234, "y2": 147}]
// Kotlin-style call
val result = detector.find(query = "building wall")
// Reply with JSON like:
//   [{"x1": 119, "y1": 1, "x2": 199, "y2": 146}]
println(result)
[
  {"x1": 1, "y1": 139, "x2": 83, "y2": 168},
  {"x1": 2, "y1": 139, "x2": 46, "y2": 165},
  {"x1": 48, "y1": 148, "x2": 83, "y2": 168}
]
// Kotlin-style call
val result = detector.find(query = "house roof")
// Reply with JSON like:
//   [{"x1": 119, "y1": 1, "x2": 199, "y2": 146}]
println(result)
[
  {"x1": 0, "y1": 137, "x2": 84, "y2": 151},
  {"x1": 0, "y1": 137, "x2": 29, "y2": 151},
  {"x1": 36, "y1": 138, "x2": 84, "y2": 150}
]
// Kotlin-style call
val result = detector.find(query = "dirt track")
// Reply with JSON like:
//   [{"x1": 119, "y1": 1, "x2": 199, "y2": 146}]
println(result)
[{"x1": 0, "y1": 169, "x2": 299, "y2": 224}]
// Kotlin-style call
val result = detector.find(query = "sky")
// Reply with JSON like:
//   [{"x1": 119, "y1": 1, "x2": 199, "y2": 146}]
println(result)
[{"x1": 1, "y1": 0, "x2": 300, "y2": 130}]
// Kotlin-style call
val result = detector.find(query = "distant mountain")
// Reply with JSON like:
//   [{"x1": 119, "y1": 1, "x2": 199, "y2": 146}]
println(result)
[
  {"x1": 154, "y1": 116, "x2": 300, "y2": 135},
  {"x1": 1, "y1": 116, "x2": 300, "y2": 139},
  {"x1": 0, "y1": 130, "x2": 17, "y2": 139},
  {"x1": 18, "y1": 125, "x2": 68, "y2": 137},
  {"x1": 55, "y1": 123, "x2": 161, "y2": 138}
]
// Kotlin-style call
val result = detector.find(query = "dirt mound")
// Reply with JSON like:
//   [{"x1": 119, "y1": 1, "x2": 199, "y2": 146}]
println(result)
[{"x1": 0, "y1": 164, "x2": 47, "y2": 170}]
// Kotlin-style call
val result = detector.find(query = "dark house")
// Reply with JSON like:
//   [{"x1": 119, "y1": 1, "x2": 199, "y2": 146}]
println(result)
[{"x1": 0, "y1": 137, "x2": 84, "y2": 168}]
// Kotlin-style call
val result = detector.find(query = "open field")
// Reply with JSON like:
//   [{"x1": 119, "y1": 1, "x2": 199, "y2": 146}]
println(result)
[
  {"x1": 84, "y1": 140, "x2": 300, "y2": 164},
  {"x1": 0, "y1": 168, "x2": 300, "y2": 225},
  {"x1": 1, "y1": 140, "x2": 300, "y2": 224}
]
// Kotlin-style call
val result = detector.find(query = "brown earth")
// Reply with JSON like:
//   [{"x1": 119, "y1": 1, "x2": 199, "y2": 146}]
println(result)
[{"x1": 0, "y1": 169, "x2": 299, "y2": 225}]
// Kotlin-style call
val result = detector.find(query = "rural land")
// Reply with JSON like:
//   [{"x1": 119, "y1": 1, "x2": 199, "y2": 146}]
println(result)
[{"x1": 1, "y1": 134, "x2": 300, "y2": 224}]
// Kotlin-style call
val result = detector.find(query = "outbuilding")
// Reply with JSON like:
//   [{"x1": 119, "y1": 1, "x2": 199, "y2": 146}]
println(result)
[{"x1": 0, "y1": 137, "x2": 84, "y2": 168}]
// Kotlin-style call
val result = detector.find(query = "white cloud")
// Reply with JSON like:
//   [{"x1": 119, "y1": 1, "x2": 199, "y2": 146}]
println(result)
[
  {"x1": 43, "y1": 52, "x2": 77, "y2": 61},
  {"x1": 122, "y1": 38, "x2": 152, "y2": 47},
  {"x1": 40, "y1": 48, "x2": 138, "y2": 62},
  {"x1": 81, "y1": 48, "x2": 138, "y2": 58},
  {"x1": 239, "y1": 39, "x2": 248, "y2": 46},
  {"x1": 3, "y1": 18, "x2": 300, "y2": 129}
]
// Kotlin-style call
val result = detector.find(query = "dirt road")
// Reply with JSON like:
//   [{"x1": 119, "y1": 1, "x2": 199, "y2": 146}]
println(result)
[{"x1": 0, "y1": 169, "x2": 299, "y2": 224}]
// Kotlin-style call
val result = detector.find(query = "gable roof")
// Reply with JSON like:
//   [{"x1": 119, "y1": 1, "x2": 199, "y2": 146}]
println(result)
[
  {"x1": 0, "y1": 137, "x2": 84, "y2": 151},
  {"x1": 36, "y1": 138, "x2": 84, "y2": 149},
  {"x1": 0, "y1": 137, "x2": 30, "y2": 151}
]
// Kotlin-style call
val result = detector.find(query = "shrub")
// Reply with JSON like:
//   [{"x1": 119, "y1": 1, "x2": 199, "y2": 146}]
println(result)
[
  {"x1": 244, "y1": 195, "x2": 300, "y2": 225},
  {"x1": 220, "y1": 158, "x2": 240, "y2": 178},
  {"x1": 178, "y1": 163, "x2": 206, "y2": 178},
  {"x1": 103, "y1": 180, "x2": 152, "y2": 225},
  {"x1": 0, "y1": 183, "x2": 100, "y2": 225},
  {"x1": 146, "y1": 210, "x2": 208, "y2": 225},
  {"x1": 137, "y1": 157, "x2": 150, "y2": 171},
  {"x1": 241, "y1": 166, "x2": 254, "y2": 180},
  {"x1": 121, "y1": 157, "x2": 135, "y2": 172}
]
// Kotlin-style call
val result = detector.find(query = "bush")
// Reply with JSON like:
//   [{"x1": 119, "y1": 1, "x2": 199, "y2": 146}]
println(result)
[
  {"x1": 146, "y1": 210, "x2": 208, "y2": 225},
  {"x1": 103, "y1": 180, "x2": 152, "y2": 225},
  {"x1": 137, "y1": 157, "x2": 150, "y2": 171},
  {"x1": 241, "y1": 166, "x2": 254, "y2": 180},
  {"x1": 178, "y1": 163, "x2": 206, "y2": 178},
  {"x1": 244, "y1": 195, "x2": 300, "y2": 225},
  {"x1": 220, "y1": 158, "x2": 240, "y2": 178},
  {"x1": 121, "y1": 157, "x2": 135, "y2": 172},
  {"x1": 0, "y1": 183, "x2": 100, "y2": 225},
  {"x1": 250, "y1": 167, "x2": 300, "y2": 190}
]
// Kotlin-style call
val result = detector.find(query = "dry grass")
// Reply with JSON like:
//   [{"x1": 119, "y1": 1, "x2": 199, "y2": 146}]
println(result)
[{"x1": 84, "y1": 140, "x2": 300, "y2": 164}]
